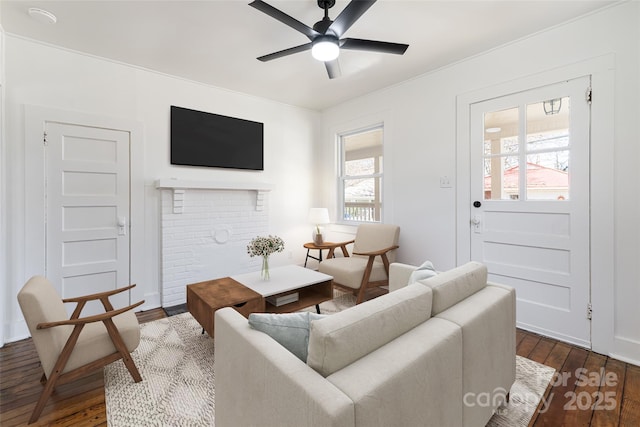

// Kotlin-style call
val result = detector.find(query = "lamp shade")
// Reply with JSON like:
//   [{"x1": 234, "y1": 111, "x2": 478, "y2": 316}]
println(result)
[
  {"x1": 308, "y1": 208, "x2": 330, "y2": 225},
  {"x1": 311, "y1": 37, "x2": 339, "y2": 62}
]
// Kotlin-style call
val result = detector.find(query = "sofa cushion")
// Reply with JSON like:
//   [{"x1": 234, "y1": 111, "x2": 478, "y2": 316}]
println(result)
[
  {"x1": 307, "y1": 283, "x2": 432, "y2": 377},
  {"x1": 318, "y1": 256, "x2": 389, "y2": 290},
  {"x1": 408, "y1": 260, "x2": 437, "y2": 283},
  {"x1": 326, "y1": 318, "x2": 463, "y2": 427},
  {"x1": 418, "y1": 261, "x2": 487, "y2": 315},
  {"x1": 248, "y1": 311, "x2": 326, "y2": 361}
]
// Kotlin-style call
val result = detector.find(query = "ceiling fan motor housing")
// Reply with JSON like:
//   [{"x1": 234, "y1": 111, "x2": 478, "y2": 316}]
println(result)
[
  {"x1": 317, "y1": 0, "x2": 336, "y2": 10},
  {"x1": 313, "y1": 19, "x2": 334, "y2": 34}
]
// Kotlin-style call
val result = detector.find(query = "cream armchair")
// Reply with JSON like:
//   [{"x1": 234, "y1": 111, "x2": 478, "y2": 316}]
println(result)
[
  {"x1": 17, "y1": 276, "x2": 144, "y2": 424},
  {"x1": 318, "y1": 223, "x2": 400, "y2": 304}
]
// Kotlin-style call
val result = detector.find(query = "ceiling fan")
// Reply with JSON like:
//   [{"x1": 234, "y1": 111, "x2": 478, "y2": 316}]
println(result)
[{"x1": 249, "y1": 0, "x2": 409, "y2": 79}]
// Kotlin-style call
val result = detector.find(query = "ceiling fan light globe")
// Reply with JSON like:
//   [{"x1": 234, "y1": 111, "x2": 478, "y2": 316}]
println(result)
[{"x1": 312, "y1": 39, "x2": 339, "y2": 62}]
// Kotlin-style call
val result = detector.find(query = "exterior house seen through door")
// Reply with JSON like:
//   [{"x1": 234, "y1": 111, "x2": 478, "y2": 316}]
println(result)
[
  {"x1": 469, "y1": 76, "x2": 591, "y2": 348},
  {"x1": 45, "y1": 122, "x2": 131, "y2": 315}
]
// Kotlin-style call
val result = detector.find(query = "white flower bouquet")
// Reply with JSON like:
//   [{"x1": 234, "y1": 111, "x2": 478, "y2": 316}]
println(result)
[
  {"x1": 247, "y1": 235, "x2": 284, "y2": 280},
  {"x1": 246, "y1": 235, "x2": 285, "y2": 258}
]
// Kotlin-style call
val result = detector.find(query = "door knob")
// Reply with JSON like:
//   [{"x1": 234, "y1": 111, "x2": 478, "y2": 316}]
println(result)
[
  {"x1": 117, "y1": 217, "x2": 127, "y2": 236},
  {"x1": 473, "y1": 201, "x2": 482, "y2": 208},
  {"x1": 471, "y1": 215, "x2": 481, "y2": 233}
]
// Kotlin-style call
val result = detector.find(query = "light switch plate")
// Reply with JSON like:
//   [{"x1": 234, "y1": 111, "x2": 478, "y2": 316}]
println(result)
[{"x1": 440, "y1": 176, "x2": 452, "y2": 188}]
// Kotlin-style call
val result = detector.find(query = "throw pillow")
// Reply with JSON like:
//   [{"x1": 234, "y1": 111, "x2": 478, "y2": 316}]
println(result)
[
  {"x1": 248, "y1": 311, "x2": 326, "y2": 361},
  {"x1": 408, "y1": 260, "x2": 437, "y2": 283}
]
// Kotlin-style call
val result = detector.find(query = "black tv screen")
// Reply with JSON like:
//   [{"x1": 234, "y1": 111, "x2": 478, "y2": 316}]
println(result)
[{"x1": 171, "y1": 106, "x2": 264, "y2": 170}]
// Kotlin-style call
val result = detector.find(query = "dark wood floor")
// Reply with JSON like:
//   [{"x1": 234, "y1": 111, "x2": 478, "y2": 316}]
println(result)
[
  {"x1": 1, "y1": 308, "x2": 639, "y2": 426},
  {"x1": 518, "y1": 329, "x2": 640, "y2": 426}
]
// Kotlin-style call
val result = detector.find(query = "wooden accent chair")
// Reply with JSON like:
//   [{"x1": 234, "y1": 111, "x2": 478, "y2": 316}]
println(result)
[
  {"x1": 318, "y1": 224, "x2": 400, "y2": 304},
  {"x1": 17, "y1": 276, "x2": 144, "y2": 424}
]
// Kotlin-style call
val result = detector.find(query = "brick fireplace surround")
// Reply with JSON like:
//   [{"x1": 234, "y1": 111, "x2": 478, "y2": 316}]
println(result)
[{"x1": 156, "y1": 180, "x2": 272, "y2": 307}]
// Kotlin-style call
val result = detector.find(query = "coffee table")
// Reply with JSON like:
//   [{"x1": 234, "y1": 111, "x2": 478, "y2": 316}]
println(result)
[
  {"x1": 186, "y1": 265, "x2": 333, "y2": 336},
  {"x1": 232, "y1": 265, "x2": 333, "y2": 314},
  {"x1": 186, "y1": 277, "x2": 264, "y2": 337}
]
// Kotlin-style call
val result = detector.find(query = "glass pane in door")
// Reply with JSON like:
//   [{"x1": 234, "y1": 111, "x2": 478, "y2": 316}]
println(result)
[
  {"x1": 525, "y1": 97, "x2": 570, "y2": 200},
  {"x1": 484, "y1": 155, "x2": 519, "y2": 200},
  {"x1": 526, "y1": 151, "x2": 570, "y2": 200},
  {"x1": 483, "y1": 106, "x2": 519, "y2": 200}
]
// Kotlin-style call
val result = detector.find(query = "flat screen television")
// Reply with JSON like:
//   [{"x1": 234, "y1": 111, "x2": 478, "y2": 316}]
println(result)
[{"x1": 170, "y1": 106, "x2": 264, "y2": 170}]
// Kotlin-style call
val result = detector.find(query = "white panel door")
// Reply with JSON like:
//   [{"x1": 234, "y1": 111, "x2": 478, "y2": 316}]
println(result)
[
  {"x1": 470, "y1": 76, "x2": 591, "y2": 347},
  {"x1": 46, "y1": 122, "x2": 130, "y2": 315}
]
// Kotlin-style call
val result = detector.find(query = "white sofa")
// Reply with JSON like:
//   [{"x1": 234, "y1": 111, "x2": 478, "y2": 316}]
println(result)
[{"x1": 214, "y1": 262, "x2": 516, "y2": 427}]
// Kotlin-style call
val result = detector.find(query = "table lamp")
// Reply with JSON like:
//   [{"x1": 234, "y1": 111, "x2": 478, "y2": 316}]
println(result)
[{"x1": 308, "y1": 208, "x2": 330, "y2": 245}]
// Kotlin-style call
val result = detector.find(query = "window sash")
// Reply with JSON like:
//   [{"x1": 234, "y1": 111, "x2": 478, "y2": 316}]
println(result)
[{"x1": 338, "y1": 126, "x2": 383, "y2": 223}]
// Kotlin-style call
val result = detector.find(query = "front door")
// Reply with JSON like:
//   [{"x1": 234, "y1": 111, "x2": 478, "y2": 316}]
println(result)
[
  {"x1": 45, "y1": 122, "x2": 131, "y2": 315},
  {"x1": 469, "y1": 76, "x2": 591, "y2": 347}
]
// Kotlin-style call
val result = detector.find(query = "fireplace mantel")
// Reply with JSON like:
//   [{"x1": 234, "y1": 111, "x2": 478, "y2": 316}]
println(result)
[{"x1": 155, "y1": 179, "x2": 272, "y2": 213}]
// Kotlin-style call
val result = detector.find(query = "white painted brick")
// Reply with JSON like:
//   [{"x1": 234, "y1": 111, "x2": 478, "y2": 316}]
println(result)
[{"x1": 159, "y1": 187, "x2": 269, "y2": 306}]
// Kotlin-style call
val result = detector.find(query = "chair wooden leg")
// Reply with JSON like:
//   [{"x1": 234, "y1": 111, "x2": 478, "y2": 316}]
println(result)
[
  {"x1": 355, "y1": 285, "x2": 368, "y2": 305},
  {"x1": 355, "y1": 256, "x2": 376, "y2": 304},
  {"x1": 29, "y1": 372, "x2": 59, "y2": 424},
  {"x1": 29, "y1": 325, "x2": 84, "y2": 424},
  {"x1": 103, "y1": 318, "x2": 142, "y2": 382}
]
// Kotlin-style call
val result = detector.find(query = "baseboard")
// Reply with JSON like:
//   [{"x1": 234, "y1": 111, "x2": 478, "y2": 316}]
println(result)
[
  {"x1": 518, "y1": 323, "x2": 640, "y2": 367},
  {"x1": 516, "y1": 321, "x2": 591, "y2": 349},
  {"x1": 142, "y1": 291, "x2": 161, "y2": 311},
  {"x1": 612, "y1": 336, "x2": 640, "y2": 367},
  {"x1": 7, "y1": 318, "x2": 29, "y2": 344}
]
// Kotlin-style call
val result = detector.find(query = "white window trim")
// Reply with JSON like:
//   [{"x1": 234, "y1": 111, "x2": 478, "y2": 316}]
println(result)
[{"x1": 337, "y1": 124, "x2": 384, "y2": 224}]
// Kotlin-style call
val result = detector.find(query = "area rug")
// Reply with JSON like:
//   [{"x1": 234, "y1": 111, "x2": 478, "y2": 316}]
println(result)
[
  {"x1": 488, "y1": 356, "x2": 555, "y2": 426},
  {"x1": 313, "y1": 288, "x2": 358, "y2": 314},
  {"x1": 104, "y1": 313, "x2": 215, "y2": 426},
  {"x1": 105, "y1": 303, "x2": 555, "y2": 426}
]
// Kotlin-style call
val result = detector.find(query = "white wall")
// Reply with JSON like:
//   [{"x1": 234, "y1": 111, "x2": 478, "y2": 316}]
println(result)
[
  {"x1": 3, "y1": 36, "x2": 320, "y2": 341},
  {"x1": 0, "y1": 26, "x2": 6, "y2": 347},
  {"x1": 320, "y1": 2, "x2": 640, "y2": 364}
]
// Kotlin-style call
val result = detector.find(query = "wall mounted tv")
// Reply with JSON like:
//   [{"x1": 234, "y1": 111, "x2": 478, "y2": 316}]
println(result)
[{"x1": 170, "y1": 106, "x2": 264, "y2": 170}]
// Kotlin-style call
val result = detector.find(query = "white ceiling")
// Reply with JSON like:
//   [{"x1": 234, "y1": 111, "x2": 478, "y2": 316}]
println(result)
[{"x1": 1, "y1": 0, "x2": 617, "y2": 110}]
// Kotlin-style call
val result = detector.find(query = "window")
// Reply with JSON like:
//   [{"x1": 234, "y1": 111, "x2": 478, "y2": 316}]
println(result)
[
  {"x1": 338, "y1": 126, "x2": 383, "y2": 222},
  {"x1": 483, "y1": 96, "x2": 570, "y2": 201}
]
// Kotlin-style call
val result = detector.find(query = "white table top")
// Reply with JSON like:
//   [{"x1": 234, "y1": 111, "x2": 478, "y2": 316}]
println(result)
[{"x1": 231, "y1": 265, "x2": 333, "y2": 297}]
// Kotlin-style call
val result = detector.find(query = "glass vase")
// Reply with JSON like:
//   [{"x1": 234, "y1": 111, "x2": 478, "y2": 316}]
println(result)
[{"x1": 261, "y1": 255, "x2": 270, "y2": 281}]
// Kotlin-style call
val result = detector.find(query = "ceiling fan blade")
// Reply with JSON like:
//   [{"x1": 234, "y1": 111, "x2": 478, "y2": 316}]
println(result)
[
  {"x1": 328, "y1": 0, "x2": 376, "y2": 38},
  {"x1": 325, "y1": 59, "x2": 342, "y2": 79},
  {"x1": 340, "y1": 38, "x2": 409, "y2": 55},
  {"x1": 249, "y1": 0, "x2": 320, "y2": 40},
  {"x1": 257, "y1": 42, "x2": 313, "y2": 62}
]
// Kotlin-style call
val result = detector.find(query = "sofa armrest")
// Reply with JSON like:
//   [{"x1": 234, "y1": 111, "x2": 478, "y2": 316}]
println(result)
[
  {"x1": 389, "y1": 263, "x2": 417, "y2": 292},
  {"x1": 214, "y1": 308, "x2": 355, "y2": 427},
  {"x1": 435, "y1": 284, "x2": 516, "y2": 427}
]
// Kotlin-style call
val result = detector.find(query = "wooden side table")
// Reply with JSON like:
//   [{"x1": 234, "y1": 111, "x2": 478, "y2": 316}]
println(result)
[
  {"x1": 186, "y1": 277, "x2": 265, "y2": 337},
  {"x1": 303, "y1": 241, "x2": 351, "y2": 267}
]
